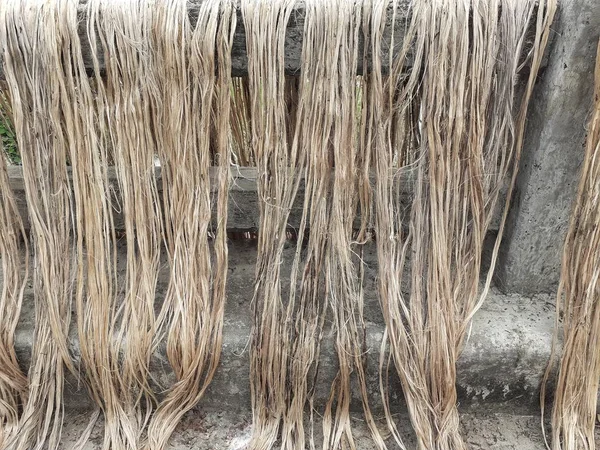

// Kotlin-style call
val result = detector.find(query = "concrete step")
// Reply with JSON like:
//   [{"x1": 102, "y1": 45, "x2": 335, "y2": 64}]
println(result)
[
  {"x1": 58, "y1": 410, "x2": 599, "y2": 449},
  {"x1": 12, "y1": 240, "x2": 556, "y2": 415}
]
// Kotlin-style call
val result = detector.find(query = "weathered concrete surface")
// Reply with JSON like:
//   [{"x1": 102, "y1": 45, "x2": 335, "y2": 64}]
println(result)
[
  {"x1": 14, "y1": 241, "x2": 556, "y2": 416},
  {"x1": 58, "y1": 410, "x2": 600, "y2": 449},
  {"x1": 496, "y1": 1, "x2": 600, "y2": 294}
]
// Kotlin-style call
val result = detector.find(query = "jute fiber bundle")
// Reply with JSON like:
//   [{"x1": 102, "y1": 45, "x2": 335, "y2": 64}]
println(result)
[
  {"x1": 0, "y1": 0, "x2": 234, "y2": 448},
  {"x1": 146, "y1": 1, "x2": 235, "y2": 449},
  {"x1": 0, "y1": 95, "x2": 28, "y2": 448},
  {"x1": 242, "y1": 1, "x2": 384, "y2": 448},
  {"x1": 0, "y1": 0, "x2": 557, "y2": 449},
  {"x1": 541, "y1": 40, "x2": 600, "y2": 450},
  {"x1": 369, "y1": 1, "x2": 555, "y2": 449},
  {"x1": 241, "y1": 1, "x2": 305, "y2": 447},
  {"x1": 96, "y1": 1, "x2": 164, "y2": 444},
  {"x1": 1, "y1": 2, "x2": 77, "y2": 449}
]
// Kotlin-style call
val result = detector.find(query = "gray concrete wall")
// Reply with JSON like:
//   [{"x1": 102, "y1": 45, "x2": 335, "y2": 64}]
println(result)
[{"x1": 496, "y1": 1, "x2": 600, "y2": 295}]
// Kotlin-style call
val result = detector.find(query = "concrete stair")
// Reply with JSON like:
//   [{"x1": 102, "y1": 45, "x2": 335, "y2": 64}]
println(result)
[{"x1": 13, "y1": 240, "x2": 558, "y2": 423}]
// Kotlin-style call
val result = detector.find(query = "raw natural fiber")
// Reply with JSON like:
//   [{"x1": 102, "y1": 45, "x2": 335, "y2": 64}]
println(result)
[
  {"x1": 1, "y1": 0, "x2": 235, "y2": 448},
  {"x1": 541, "y1": 40, "x2": 600, "y2": 450},
  {"x1": 0, "y1": 0, "x2": 557, "y2": 449},
  {"x1": 241, "y1": 1, "x2": 384, "y2": 448},
  {"x1": 77, "y1": 2, "x2": 164, "y2": 447},
  {"x1": 0, "y1": 94, "x2": 28, "y2": 448},
  {"x1": 370, "y1": 1, "x2": 555, "y2": 449},
  {"x1": 241, "y1": 1, "x2": 304, "y2": 447},
  {"x1": 1, "y1": 2, "x2": 78, "y2": 449},
  {"x1": 146, "y1": 1, "x2": 235, "y2": 449}
]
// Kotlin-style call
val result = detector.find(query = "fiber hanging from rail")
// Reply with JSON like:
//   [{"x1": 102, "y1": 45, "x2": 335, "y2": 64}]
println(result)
[
  {"x1": 145, "y1": 1, "x2": 235, "y2": 449},
  {"x1": 1, "y1": 2, "x2": 78, "y2": 449},
  {"x1": 0, "y1": 92, "x2": 28, "y2": 449},
  {"x1": 0, "y1": 0, "x2": 557, "y2": 449},
  {"x1": 241, "y1": 1, "x2": 385, "y2": 448},
  {"x1": 0, "y1": 0, "x2": 236, "y2": 448},
  {"x1": 369, "y1": 0, "x2": 555, "y2": 448}
]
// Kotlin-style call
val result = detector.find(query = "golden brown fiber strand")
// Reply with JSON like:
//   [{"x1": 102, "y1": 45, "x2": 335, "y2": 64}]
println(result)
[
  {"x1": 278, "y1": 4, "x2": 332, "y2": 446},
  {"x1": 541, "y1": 40, "x2": 600, "y2": 450},
  {"x1": 279, "y1": 2, "x2": 378, "y2": 447},
  {"x1": 144, "y1": 1, "x2": 235, "y2": 449},
  {"x1": 313, "y1": 2, "x2": 383, "y2": 448},
  {"x1": 242, "y1": 2, "x2": 384, "y2": 447},
  {"x1": 0, "y1": 112, "x2": 28, "y2": 447},
  {"x1": 372, "y1": 1, "x2": 556, "y2": 449},
  {"x1": 230, "y1": 77, "x2": 254, "y2": 167},
  {"x1": 52, "y1": 1, "x2": 128, "y2": 448},
  {"x1": 0, "y1": 2, "x2": 79, "y2": 448},
  {"x1": 242, "y1": 1, "x2": 306, "y2": 448},
  {"x1": 90, "y1": 1, "x2": 164, "y2": 446}
]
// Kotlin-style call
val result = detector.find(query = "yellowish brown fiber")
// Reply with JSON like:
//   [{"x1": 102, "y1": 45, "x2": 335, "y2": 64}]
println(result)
[
  {"x1": 145, "y1": 1, "x2": 235, "y2": 449},
  {"x1": 242, "y1": 1, "x2": 303, "y2": 448},
  {"x1": 0, "y1": 2, "x2": 78, "y2": 449},
  {"x1": 0, "y1": 1, "x2": 560, "y2": 449},
  {"x1": 2, "y1": 1, "x2": 239, "y2": 448},
  {"x1": 371, "y1": 1, "x2": 556, "y2": 449},
  {"x1": 241, "y1": 1, "x2": 386, "y2": 448},
  {"x1": 282, "y1": 2, "x2": 382, "y2": 448},
  {"x1": 0, "y1": 97, "x2": 28, "y2": 448},
  {"x1": 310, "y1": 2, "x2": 383, "y2": 448},
  {"x1": 56, "y1": 1, "x2": 125, "y2": 449},
  {"x1": 87, "y1": 1, "x2": 163, "y2": 447},
  {"x1": 541, "y1": 40, "x2": 600, "y2": 450}
]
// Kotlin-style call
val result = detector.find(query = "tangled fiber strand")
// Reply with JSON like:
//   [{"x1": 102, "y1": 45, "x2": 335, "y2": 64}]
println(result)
[
  {"x1": 242, "y1": 1, "x2": 306, "y2": 448},
  {"x1": 241, "y1": 1, "x2": 384, "y2": 447},
  {"x1": 280, "y1": 1, "x2": 381, "y2": 448},
  {"x1": 312, "y1": 2, "x2": 383, "y2": 449},
  {"x1": 231, "y1": 77, "x2": 254, "y2": 167},
  {"x1": 144, "y1": 1, "x2": 235, "y2": 449},
  {"x1": 91, "y1": 0, "x2": 164, "y2": 446},
  {"x1": 0, "y1": 1, "x2": 559, "y2": 449},
  {"x1": 47, "y1": 1, "x2": 129, "y2": 448},
  {"x1": 278, "y1": 4, "x2": 338, "y2": 447},
  {"x1": 0, "y1": 2, "x2": 80, "y2": 448},
  {"x1": 541, "y1": 40, "x2": 600, "y2": 450},
  {"x1": 0, "y1": 106, "x2": 28, "y2": 447},
  {"x1": 372, "y1": 1, "x2": 556, "y2": 449}
]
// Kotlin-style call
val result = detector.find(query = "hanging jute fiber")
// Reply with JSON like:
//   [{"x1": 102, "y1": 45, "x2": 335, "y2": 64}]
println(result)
[
  {"x1": 1, "y1": 3, "x2": 77, "y2": 449},
  {"x1": 541, "y1": 39, "x2": 600, "y2": 450},
  {"x1": 370, "y1": 1, "x2": 555, "y2": 449},
  {"x1": 1, "y1": 0, "x2": 234, "y2": 449},
  {"x1": 0, "y1": 91, "x2": 28, "y2": 449},
  {"x1": 0, "y1": 0, "x2": 555, "y2": 449}
]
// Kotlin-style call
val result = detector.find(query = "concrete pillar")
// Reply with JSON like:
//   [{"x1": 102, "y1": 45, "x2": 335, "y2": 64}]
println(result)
[{"x1": 495, "y1": 2, "x2": 600, "y2": 294}]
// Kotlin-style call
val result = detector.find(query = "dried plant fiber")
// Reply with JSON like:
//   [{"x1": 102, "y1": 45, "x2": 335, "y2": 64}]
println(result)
[
  {"x1": 146, "y1": 1, "x2": 235, "y2": 449},
  {"x1": 241, "y1": 1, "x2": 385, "y2": 448},
  {"x1": 0, "y1": 0, "x2": 555, "y2": 449},
  {"x1": 0, "y1": 0, "x2": 234, "y2": 449},
  {"x1": 369, "y1": 1, "x2": 555, "y2": 449},
  {"x1": 1, "y1": 2, "x2": 77, "y2": 449},
  {"x1": 241, "y1": 1, "x2": 304, "y2": 447},
  {"x1": 541, "y1": 39, "x2": 600, "y2": 450},
  {"x1": 0, "y1": 95, "x2": 28, "y2": 448}
]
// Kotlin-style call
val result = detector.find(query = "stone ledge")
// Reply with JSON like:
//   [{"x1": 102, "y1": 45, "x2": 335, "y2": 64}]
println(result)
[
  {"x1": 12, "y1": 240, "x2": 556, "y2": 415},
  {"x1": 58, "y1": 410, "x2": 593, "y2": 450}
]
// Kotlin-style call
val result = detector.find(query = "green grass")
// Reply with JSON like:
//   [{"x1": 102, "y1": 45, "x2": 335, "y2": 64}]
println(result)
[
  {"x1": 0, "y1": 116, "x2": 19, "y2": 164},
  {"x1": 0, "y1": 91, "x2": 19, "y2": 165}
]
